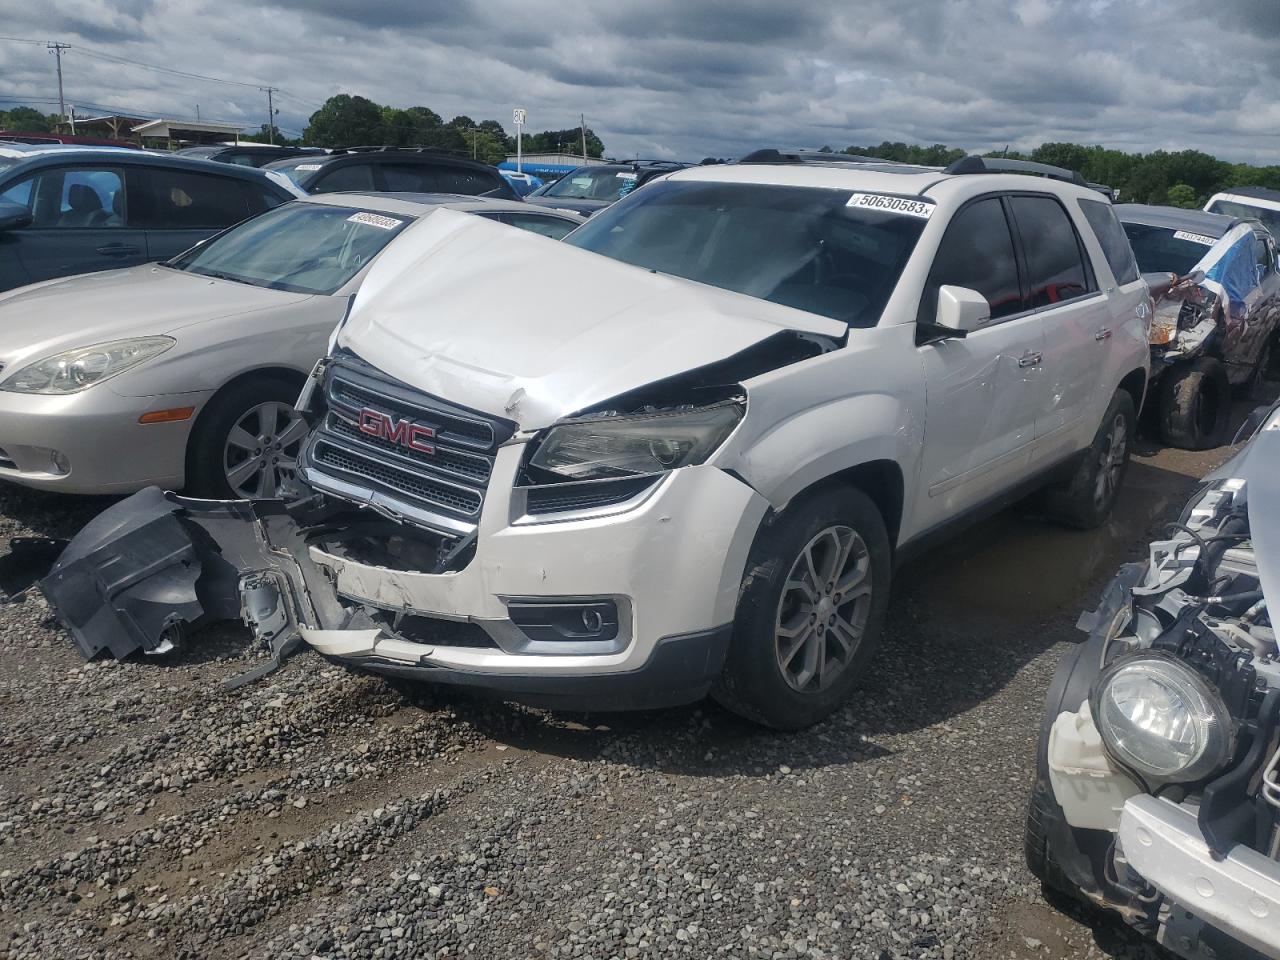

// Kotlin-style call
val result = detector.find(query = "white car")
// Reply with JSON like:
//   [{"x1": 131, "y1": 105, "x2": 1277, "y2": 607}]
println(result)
[
  {"x1": 42, "y1": 156, "x2": 1150, "y2": 728},
  {"x1": 1205, "y1": 186, "x2": 1280, "y2": 241},
  {"x1": 0, "y1": 194, "x2": 582, "y2": 496}
]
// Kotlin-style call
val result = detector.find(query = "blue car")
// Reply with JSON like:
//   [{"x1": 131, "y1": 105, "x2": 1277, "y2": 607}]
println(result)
[{"x1": 0, "y1": 144, "x2": 302, "y2": 292}]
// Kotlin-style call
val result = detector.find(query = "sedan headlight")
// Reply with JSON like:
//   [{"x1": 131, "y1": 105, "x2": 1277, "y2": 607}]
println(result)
[
  {"x1": 528, "y1": 401, "x2": 743, "y2": 482},
  {"x1": 1, "y1": 337, "x2": 175, "y2": 394},
  {"x1": 1092, "y1": 653, "x2": 1234, "y2": 783}
]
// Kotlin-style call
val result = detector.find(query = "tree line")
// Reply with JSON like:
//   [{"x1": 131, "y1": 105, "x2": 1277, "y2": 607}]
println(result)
[{"x1": 828, "y1": 140, "x2": 1280, "y2": 207}]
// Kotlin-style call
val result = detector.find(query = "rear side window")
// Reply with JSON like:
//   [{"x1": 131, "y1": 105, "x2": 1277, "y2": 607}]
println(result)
[
  {"x1": 127, "y1": 168, "x2": 258, "y2": 229},
  {"x1": 1008, "y1": 195, "x2": 1093, "y2": 307},
  {"x1": 1079, "y1": 199, "x2": 1140, "y2": 285},
  {"x1": 381, "y1": 164, "x2": 437, "y2": 192},
  {"x1": 920, "y1": 197, "x2": 1024, "y2": 324},
  {"x1": 311, "y1": 163, "x2": 376, "y2": 193}
]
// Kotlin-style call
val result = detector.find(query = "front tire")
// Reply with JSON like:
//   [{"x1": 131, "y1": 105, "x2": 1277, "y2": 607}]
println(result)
[
  {"x1": 713, "y1": 486, "x2": 891, "y2": 730},
  {"x1": 1043, "y1": 390, "x2": 1135, "y2": 530},
  {"x1": 1159, "y1": 357, "x2": 1230, "y2": 449},
  {"x1": 185, "y1": 376, "x2": 308, "y2": 499}
]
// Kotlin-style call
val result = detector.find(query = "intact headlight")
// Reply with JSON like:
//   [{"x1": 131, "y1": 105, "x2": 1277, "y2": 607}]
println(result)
[
  {"x1": 1091, "y1": 653, "x2": 1234, "y2": 783},
  {"x1": 0, "y1": 337, "x2": 175, "y2": 394},
  {"x1": 528, "y1": 401, "x2": 743, "y2": 482}
]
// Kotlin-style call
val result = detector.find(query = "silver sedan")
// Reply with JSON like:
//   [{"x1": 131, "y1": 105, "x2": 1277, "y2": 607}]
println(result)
[{"x1": 0, "y1": 193, "x2": 582, "y2": 496}]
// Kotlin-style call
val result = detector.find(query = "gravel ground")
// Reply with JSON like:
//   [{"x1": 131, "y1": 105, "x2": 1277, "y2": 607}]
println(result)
[{"x1": 0, "y1": 430, "x2": 1243, "y2": 960}]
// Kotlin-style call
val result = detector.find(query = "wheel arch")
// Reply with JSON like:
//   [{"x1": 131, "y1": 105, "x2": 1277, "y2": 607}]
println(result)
[
  {"x1": 1117, "y1": 367, "x2": 1147, "y2": 416},
  {"x1": 770, "y1": 459, "x2": 905, "y2": 550}
]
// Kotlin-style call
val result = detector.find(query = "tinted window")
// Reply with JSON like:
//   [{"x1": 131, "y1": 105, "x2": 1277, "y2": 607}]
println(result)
[
  {"x1": 127, "y1": 168, "x2": 260, "y2": 229},
  {"x1": 2, "y1": 167, "x2": 124, "y2": 228},
  {"x1": 546, "y1": 168, "x2": 635, "y2": 201},
  {"x1": 498, "y1": 212, "x2": 578, "y2": 240},
  {"x1": 1079, "y1": 199, "x2": 1140, "y2": 285},
  {"x1": 311, "y1": 163, "x2": 376, "y2": 193},
  {"x1": 920, "y1": 198, "x2": 1023, "y2": 323},
  {"x1": 1120, "y1": 223, "x2": 1210, "y2": 277},
  {"x1": 1008, "y1": 195, "x2": 1091, "y2": 307},
  {"x1": 381, "y1": 164, "x2": 436, "y2": 192},
  {"x1": 566, "y1": 180, "x2": 928, "y2": 327},
  {"x1": 435, "y1": 166, "x2": 499, "y2": 195}
]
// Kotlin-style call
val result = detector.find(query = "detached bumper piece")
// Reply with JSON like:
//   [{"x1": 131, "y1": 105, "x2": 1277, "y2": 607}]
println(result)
[{"x1": 39, "y1": 486, "x2": 343, "y2": 687}]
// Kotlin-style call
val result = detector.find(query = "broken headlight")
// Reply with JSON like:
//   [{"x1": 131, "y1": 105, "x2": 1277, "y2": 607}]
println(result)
[
  {"x1": 528, "y1": 401, "x2": 743, "y2": 482},
  {"x1": 1091, "y1": 652, "x2": 1234, "y2": 783},
  {"x1": 1, "y1": 337, "x2": 175, "y2": 394}
]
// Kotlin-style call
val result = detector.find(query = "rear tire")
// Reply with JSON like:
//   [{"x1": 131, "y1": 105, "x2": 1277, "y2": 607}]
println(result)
[
  {"x1": 1043, "y1": 390, "x2": 1135, "y2": 530},
  {"x1": 185, "y1": 376, "x2": 307, "y2": 499},
  {"x1": 1159, "y1": 357, "x2": 1230, "y2": 449},
  {"x1": 713, "y1": 486, "x2": 891, "y2": 730}
]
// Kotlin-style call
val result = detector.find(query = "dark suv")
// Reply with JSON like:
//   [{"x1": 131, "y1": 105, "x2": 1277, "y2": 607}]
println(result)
[
  {"x1": 0, "y1": 145, "x2": 299, "y2": 292},
  {"x1": 524, "y1": 160, "x2": 691, "y2": 216},
  {"x1": 173, "y1": 144, "x2": 326, "y2": 168},
  {"x1": 264, "y1": 148, "x2": 519, "y2": 200}
]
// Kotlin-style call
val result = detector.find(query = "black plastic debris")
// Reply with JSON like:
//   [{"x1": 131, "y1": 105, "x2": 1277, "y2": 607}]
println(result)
[{"x1": 0, "y1": 536, "x2": 69, "y2": 602}]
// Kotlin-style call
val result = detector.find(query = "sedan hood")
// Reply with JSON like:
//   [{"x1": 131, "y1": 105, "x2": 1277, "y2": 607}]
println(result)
[
  {"x1": 0, "y1": 265, "x2": 310, "y2": 376},
  {"x1": 338, "y1": 209, "x2": 847, "y2": 429}
]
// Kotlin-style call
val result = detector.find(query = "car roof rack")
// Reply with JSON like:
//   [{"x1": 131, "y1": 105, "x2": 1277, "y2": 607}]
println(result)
[
  {"x1": 943, "y1": 155, "x2": 1088, "y2": 187},
  {"x1": 738, "y1": 148, "x2": 887, "y2": 165}
]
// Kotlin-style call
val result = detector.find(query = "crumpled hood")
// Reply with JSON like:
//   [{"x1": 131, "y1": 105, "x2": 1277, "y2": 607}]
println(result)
[
  {"x1": 0, "y1": 265, "x2": 310, "y2": 376},
  {"x1": 338, "y1": 208, "x2": 846, "y2": 429}
]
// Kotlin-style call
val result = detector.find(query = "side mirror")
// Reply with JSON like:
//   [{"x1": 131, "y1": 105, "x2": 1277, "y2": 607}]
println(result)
[
  {"x1": 935, "y1": 285, "x2": 991, "y2": 334},
  {"x1": 0, "y1": 201, "x2": 32, "y2": 232}
]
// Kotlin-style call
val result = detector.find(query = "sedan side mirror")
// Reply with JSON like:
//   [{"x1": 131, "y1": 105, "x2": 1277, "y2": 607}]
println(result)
[
  {"x1": 936, "y1": 285, "x2": 991, "y2": 333},
  {"x1": 0, "y1": 201, "x2": 32, "y2": 232}
]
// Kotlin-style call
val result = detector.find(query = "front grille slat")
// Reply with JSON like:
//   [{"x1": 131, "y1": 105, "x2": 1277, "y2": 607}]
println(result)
[{"x1": 304, "y1": 357, "x2": 512, "y2": 524}]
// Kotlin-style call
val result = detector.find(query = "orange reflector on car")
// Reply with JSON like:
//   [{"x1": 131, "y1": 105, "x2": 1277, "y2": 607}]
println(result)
[{"x1": 138, "y1": 406, "x2": 195, "y2": 424}]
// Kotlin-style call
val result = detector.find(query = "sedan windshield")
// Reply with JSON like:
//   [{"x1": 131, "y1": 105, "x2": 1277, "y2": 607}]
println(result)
[
  {"x1": 543, "y1": 167, "x2": 639, "y2": 201},
  {"x1": 1206, "y1": 199, "x2": 1280, "y2": 240},
  {"x1": 170, "y1": 203, "x2": 411, "y2": 295},
  {"x1": 1122, "y1": 222, "x2": 1212, "y2": 277},
  {"x1": 564, "y1": 180, "x2": 929, "y2": 326},
  {"x1": 265, "y1": 157, "x2": 326, "y2": 187}
]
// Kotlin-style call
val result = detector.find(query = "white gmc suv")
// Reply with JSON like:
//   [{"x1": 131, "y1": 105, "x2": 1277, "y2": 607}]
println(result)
[{"x1": 42, "y1": 155, "x2": 1152, "y2": 729}]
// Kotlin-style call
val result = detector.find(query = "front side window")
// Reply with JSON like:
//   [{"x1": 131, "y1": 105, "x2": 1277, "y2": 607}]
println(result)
[
  {"x1": 1121, "y1": 223, "x2": 1213, "y2": 277},
  {"x1": 127, "y1": 168, "x2": 260, "y2": 229},
  {"x1": 1079, "y1": 199, "x2": 1140, "y2": 285},
  {"x1": 168, "y1": 203, "x2": 411, "y2": 295},
  {"x1": 311, "y1": 163, "x2": 376, "y2": 194},
  {"x1": 0, "y1": 167, "x2": 124, "y2": 228},
  {"x1": 566, "y1": 180, "x2": 928, "y2": 326},
  {"x1": 920, "y1": 197, "x2": 1023, "y2": 324},
  {"x1": 1009, "y1": 195, "x2": 1092, "y2": 307}
]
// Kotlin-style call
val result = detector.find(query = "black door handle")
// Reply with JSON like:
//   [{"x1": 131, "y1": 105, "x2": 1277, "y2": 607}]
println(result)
[{"x1": 95, "y1": 243, "x2": 140, "y2": 257}]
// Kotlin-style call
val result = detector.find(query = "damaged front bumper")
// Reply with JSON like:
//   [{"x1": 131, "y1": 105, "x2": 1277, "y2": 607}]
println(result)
[{"x1": 40, "y1": 459, "x2": 767, "y2": 709}]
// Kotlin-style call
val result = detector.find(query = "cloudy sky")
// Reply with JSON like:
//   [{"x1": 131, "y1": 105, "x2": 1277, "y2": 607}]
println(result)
[{"x1": 2, "y1": 0, "x2": 1278, "y2": 163}]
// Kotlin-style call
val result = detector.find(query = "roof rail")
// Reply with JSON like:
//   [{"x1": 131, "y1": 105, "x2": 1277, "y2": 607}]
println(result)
[
  {"x1": 944, "y1": 155, "x2": 1088, "y2": 187},
  {"x1": 332, "y1": 145, "x2": 474, "y2": 160},
  {"x1": 738, "y1": 148, "x2": 887, "y2": 165}
]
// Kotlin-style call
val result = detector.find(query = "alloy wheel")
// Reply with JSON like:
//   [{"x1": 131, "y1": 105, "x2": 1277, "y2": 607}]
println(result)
[
  {"x1": 774, "y1": 524, "x2": 873, "y2": 693},
  {"x1": 1093, "y1": 411, "x2": 1128, "y2": 510},
  {"x1": 222, "y1": 401, "x2": 307, "y2": 498}
]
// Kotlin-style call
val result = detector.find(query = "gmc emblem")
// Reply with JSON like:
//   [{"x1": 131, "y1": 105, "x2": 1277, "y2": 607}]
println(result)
[{"x1": 358, "y1": 407, "x2": 436, "y2": 454}]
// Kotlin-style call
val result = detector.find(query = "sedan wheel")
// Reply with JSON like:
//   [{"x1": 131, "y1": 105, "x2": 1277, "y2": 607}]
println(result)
[
  {"x1": 222, "y1": 401, "x2": 307, "y2": 498},
  {"x1": 774, "y1": 524, "x2": 873, "y2": 693}
]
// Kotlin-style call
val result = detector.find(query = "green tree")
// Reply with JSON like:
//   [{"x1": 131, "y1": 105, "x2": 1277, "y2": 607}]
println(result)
[
  {"x1": 302, "y1": 94, "x2": 385, "y2": 147},
  {"x1": 1166, "y1": 183, "x2": 1197, "y2": 208},
  {"x1": 242, "y1": 124, "x2": 300, "y2": 146},
  {"x1": 0, "y1": 106, "x2": 55, "y2": 132}
]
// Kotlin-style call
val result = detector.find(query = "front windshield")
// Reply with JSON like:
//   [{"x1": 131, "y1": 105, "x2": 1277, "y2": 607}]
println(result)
[
  {"x1": 170, "y1": 203, "x2": 411, "y2": 295},
  {"x1": 1207, "y1": 199, "x2": 1280, "y2": 239},
  {"x1": 268, "y1": 158, "x2": 326, "y2": 187},
  {"x1": 1122, "y1": 222, "x2": 1212, "y2": 277},
  {"x1": 564, "y1": 179, "x2": 929, "y2": 326},
  {"x1": 545, "y1": 167, "x2": 638, "y2": 201}
]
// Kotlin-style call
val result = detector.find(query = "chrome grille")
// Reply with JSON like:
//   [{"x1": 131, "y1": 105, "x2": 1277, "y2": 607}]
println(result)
[{"x1": 303, "y1": 357, "x2": 513, "y2": 526}]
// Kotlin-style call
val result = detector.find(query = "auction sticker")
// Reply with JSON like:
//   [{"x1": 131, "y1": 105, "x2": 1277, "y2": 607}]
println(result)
[
  {"x1": 348, "y1": 212, "x2": 404, "y2": 230},
  {"x1": 1173, "y1": 230, "x2": 1216, "y2": 246},
  {"x1": 294, "y1": 163, "x2": 323, "y2": 171},
  {"x1": 847, "y1": 193, "x2": 934, "y2": 219}
]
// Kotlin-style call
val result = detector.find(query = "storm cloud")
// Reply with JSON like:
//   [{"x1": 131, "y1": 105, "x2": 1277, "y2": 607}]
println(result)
[{"x1": 1, "y1": 0, "x2": 1277, "y2": 163}]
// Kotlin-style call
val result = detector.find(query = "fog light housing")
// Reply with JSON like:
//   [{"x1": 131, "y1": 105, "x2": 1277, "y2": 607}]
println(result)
[
  {"x1": 50, "y1": 451, "x2": 70, "y2": 475},
  {"x1": 507, "y1": 600, "x2": 619, "y2": 643}
]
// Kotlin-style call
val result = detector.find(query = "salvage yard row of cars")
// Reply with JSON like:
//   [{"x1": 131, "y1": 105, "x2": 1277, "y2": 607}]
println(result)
[{"x1": 2, "y1": 140, "x2": 1280, "y2": 959}]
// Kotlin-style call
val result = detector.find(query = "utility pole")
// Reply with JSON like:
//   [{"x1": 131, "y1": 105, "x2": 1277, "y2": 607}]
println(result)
[
  {"x1": 581, "y1": 113, "x2": 587, "y2": 162},
  {"x1": 261, "y1": 86, "x2": 277, "y2": 144},
  {"x1": 47, "y1": 42, "x2": 69, "y2": 131}
]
